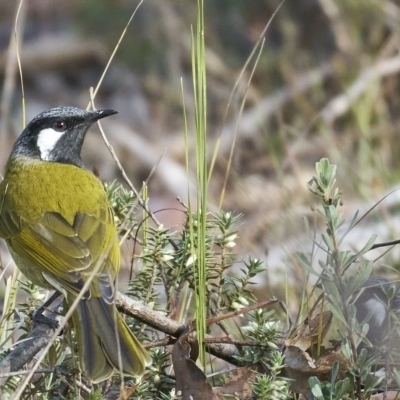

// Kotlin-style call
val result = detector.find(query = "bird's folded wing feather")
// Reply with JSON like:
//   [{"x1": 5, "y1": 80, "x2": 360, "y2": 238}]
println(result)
[{"x1": 0, "y1": 209, "x2": 118, "y2": 299}]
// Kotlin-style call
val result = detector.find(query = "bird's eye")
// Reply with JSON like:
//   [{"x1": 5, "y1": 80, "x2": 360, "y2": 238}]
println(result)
[{"x1": 53, "y1": 120, "x2": 67, "y2": 132}]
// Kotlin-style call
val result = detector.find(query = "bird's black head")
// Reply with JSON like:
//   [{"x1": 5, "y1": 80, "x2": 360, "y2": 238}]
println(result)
[{"x1": 11, "y1": 106, "x2": 117, "y2": 167}]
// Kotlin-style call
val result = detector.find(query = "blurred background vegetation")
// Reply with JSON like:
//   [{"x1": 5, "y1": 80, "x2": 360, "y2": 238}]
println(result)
[{"x1": 1, "y1": 0, "x2": 400, "y2": 306}]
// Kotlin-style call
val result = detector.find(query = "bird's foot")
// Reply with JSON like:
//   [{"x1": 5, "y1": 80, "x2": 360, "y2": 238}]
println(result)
[{"x1": 32, "y1": 291, "x2": 62, "y2": 330}]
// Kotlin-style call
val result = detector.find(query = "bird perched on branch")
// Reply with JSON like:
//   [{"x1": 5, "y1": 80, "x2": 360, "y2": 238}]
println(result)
[{"x1": 0, "y1": 107, "x2": 151, "y2": 382}]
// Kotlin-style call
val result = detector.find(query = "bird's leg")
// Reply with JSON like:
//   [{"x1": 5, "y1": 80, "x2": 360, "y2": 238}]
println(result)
[{"x1": 33, "y1": 291, "x2": 63, "y2": 329}]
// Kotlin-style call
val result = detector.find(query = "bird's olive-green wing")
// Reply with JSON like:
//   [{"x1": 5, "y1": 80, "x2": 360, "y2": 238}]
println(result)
[{"x1": 0, "y1": 209, "x2": 119, "y2": 299}]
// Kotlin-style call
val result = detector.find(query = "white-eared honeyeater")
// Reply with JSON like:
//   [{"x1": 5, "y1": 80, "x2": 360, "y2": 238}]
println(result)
[
  {"x1": 354, "y1": 277, "x2": 400, "y2": 346},
  {"x1": 0, "y1": 107, "x2": 151, "y2": 382}
]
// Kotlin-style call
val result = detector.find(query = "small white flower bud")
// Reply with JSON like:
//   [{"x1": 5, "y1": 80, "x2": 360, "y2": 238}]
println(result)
[
  {"x1": 186, "y1": 254, "x2": 197, "y2": 266},
  {"x1": 225, "y1": 233, "x2": 237, "y2": 242}
]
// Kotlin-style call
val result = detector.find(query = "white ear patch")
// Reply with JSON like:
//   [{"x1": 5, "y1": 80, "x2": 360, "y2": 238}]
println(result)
[{"x1": 37, "y1": 128, "x2": 66, "y2": 160}]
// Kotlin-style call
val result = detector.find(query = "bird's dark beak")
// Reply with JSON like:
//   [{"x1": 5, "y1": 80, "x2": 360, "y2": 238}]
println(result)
[{"x1": 89, "y1": 109, "x2": 118, "y2": 123}]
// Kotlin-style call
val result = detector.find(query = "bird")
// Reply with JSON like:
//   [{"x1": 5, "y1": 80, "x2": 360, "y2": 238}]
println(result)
[
  {"x1": 318, "y1": 276, "x2": 400, "y2": 350},
  {"x1": 0, "y1": 106, "x2": 152, "y2": 383},
  {"x1": 354, "y1": 276, "x2": 400, "y2": 347}
]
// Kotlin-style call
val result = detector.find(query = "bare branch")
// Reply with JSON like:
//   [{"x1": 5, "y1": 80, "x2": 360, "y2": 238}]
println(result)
[
  {"x1": 116, "y1": 292, "x2": 242, "y2": 364},
  {"x1": 0, "y1": 291, "x2": 245, "y2": 383},
  {"x1": 0, "y1": 311, "x2": 59, "y2": 384}
]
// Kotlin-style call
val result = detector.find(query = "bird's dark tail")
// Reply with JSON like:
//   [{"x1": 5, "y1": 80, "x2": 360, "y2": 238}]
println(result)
[{"x1": 71, "y1": 296, "x2": 151, "y2": 383}]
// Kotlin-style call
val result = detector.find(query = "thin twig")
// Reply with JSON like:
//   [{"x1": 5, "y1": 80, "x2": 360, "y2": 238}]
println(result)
[
  {"x1": 13, "y1": 239, "x2": 118, "y2": 398},
  {"x1": 89, "y1": 90, "x2": 179, "y2": 251},
  {"x1": 206, "y1": 297, "x2": 278, "y2": 327},
  {"x1": 87, "y1": 0, "x2": 144, "y2": 107},
  {"x1": 15, "y1": 0, "x2": 26, "y2": 128},
  {"x1": 203, "y1": 337, "x2": 259, "y2": 346},
  {"x1": 0, "y1": 0, "x2": 26, "y2": 156},
  {"x1": 209, "y1": 0, "x2": 285, "y2": 182},
  {"x1": 218, "y1": 37, "x2": 266, "y2": 209},
  {"x1": 0, "y1": 366, "x2": 91, "y2": 394}
]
